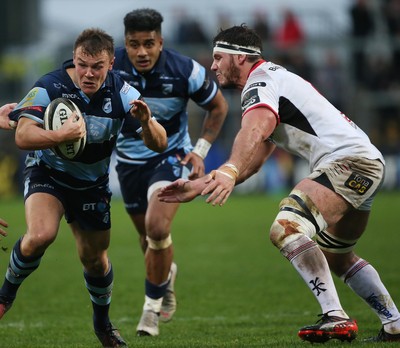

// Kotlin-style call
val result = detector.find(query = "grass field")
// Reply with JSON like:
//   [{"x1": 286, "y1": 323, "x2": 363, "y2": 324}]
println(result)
[{"x1": 0, "y1": 191, "x2": 399, "y2": 347}]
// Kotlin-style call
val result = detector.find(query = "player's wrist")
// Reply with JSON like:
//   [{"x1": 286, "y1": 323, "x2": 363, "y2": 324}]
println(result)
[
  {"x1": 210, "y1": 163, "x2": 239, "y2": 182},
  {"x1": 192, "y1": 138, "x2": 211, "y2": 159}
]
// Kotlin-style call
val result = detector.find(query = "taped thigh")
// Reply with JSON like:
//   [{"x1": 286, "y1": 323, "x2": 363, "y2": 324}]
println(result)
[
  {"x1": 146, "y1": 235, "x2": 172, "y2": 250},
  {"x1": 316, "y1": 230, "x2": 358, "y2": 253}
]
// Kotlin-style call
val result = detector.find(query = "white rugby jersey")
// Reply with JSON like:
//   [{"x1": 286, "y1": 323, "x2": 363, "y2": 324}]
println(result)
[{"x1": 241, "y1": 60, "x2": 384, "y2": 171}]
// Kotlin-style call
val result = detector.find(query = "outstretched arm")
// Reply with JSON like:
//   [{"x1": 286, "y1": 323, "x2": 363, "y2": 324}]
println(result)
[
  {"x1": 202, "y1": 107, "x2": 277, "y2": 206},
  {"x1": 159, "y1": 133, "x2": 276, "y2": 205}
]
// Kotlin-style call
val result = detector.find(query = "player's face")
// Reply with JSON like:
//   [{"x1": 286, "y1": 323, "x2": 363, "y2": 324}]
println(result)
[
  {"x1": 125, "y1": 31, "x2": 163, "y2": 74},
  {"x1": 211, "y1": 52, "x2": 241, "y2": 89},
  {"x1": 73, "y1": 47, "x2": 114, "y2": 98}
]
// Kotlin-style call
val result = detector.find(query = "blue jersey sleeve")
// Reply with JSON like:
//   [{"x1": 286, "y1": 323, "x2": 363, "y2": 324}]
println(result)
[
  {"x1": 10, "y1": 86, "x2": 51, "y2": 124},
  {"x1": 188, "y1": 60, "x2": 218, "y2": 106}
]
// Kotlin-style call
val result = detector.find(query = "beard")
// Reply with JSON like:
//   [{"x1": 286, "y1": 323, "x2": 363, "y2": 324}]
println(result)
[{"x1": 219, "y1": 57, "x2": 241, "y2": 89}]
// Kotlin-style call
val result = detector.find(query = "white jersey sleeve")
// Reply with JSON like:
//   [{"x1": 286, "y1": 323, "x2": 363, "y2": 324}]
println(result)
[{"x1": 241, "y1": 61, "x2": 384, "y2": 171}]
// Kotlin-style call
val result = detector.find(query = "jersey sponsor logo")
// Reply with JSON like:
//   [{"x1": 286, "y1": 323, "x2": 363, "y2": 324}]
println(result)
[
  {"x1": 21, "y1": 87, "x2": 39, "y2": 107},
  {"x1": 120, "y1": 81, "x2": 130, "y2": 95},
  {"x1": 62, "y1": 93, "x2": 79, "y2": 99},
  {"x1": 102, "y1": 98, "x2": 112, "y2": 114},
  {"x1": 162, "y1": 83, "x2": 173, "y2": 95},
  {"x1": 242, "y1": 88, "x2": 260, "y2": 111},
  {"x1": 246, "y1": 82, "x2": 266, "y2": 90},
  {"x1": 344, "y1": 172, "x2": 373, "y2": 195}
]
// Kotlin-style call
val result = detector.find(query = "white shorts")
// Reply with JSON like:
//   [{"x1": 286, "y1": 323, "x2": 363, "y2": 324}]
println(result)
[{"x1": 308, "y1": 157, "x2": 385, "y2": 210}]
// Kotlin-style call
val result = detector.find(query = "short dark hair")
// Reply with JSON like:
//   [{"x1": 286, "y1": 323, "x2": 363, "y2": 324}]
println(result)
[
  {"x1": 74, "y1": 28, "x2": 114, "y2": 58},
  {"x1": 213, "y1": 24, "x2": 263, "y2": 53},
  {"x1": 123, "y1": 8, "x2": 163, "y2": 35}
]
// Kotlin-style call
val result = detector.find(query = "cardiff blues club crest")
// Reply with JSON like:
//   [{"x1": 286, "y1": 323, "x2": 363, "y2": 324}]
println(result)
[
  {"x1": 102, "y1": 98, "x2": 112, "y2": 114},
  {"x1": 162, "y1": 84, "x2": 173, "y2": 95}
]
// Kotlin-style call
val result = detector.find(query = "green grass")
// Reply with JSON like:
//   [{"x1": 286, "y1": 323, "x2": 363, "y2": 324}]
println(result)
[{"x1": 0, "y1": 191, "x2": 399, "y2": 347}]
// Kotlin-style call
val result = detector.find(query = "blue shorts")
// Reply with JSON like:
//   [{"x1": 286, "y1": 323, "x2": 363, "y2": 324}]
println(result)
[
  {"x1": 23, "y1": 164, "x2": 112, "y2": 231},
  {"x1": 116, "y1": 149, "x2": 191, "y2": 214}
]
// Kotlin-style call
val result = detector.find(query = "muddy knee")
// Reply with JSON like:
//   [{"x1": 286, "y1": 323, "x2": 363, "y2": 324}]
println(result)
[{"x1": 270, "y1": 189, "x2": 327, "y2": 250}]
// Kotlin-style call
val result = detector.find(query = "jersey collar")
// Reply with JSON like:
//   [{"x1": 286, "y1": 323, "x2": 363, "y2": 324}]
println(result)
[{"x1": 247, "y1": 60, "x2": 266, "y2": 78}]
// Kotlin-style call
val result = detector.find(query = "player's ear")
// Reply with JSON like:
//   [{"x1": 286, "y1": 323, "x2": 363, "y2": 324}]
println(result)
[
  {"x1": 237, "y1": 54, "x2": 247, "y2": 64},
  {"x1": 159, "y1": 37, "x2": 164, "y2": 51},
  {"x1": 109, "y1": 56, "x2": 115, "y2": 70}
]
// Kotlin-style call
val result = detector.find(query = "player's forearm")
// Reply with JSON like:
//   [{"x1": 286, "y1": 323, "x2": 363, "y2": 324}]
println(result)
[
  {"x1": 15, "y1": 122, "x2": 63, "y2": 150},
  {"x1": 225, "y1": 126, "x2": 265, "y2": 180},
  {"x1": 200, "y1": 93, "x2": 228, "y2": 143},
  {"x1": 141, "y1": 118, "x2": 168, "y2": 153}
]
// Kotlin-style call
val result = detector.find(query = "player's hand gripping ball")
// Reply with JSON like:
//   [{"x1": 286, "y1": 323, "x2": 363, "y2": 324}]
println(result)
[{"x1": 43, "y1": 98, "x2": 86, "y2": 160}]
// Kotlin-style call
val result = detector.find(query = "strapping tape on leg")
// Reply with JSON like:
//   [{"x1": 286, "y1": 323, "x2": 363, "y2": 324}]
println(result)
[
  {"x1": 316, "y1": 230, "x2": 358, "y2": 254},
  {"x1": 274, "y1": 189, "x2": 327, "y2": 240},
  {"x1": 146, "y1": 235, "x2": 172, "y2": 250}
]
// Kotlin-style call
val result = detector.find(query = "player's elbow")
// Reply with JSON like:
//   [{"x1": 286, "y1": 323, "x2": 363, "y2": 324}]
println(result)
[{"x1": 15, "y1": 128, "x2": 32, "y2": 150}]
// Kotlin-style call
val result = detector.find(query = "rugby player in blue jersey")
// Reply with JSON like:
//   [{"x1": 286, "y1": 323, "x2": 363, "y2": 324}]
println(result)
[
  {"x1": 0, "y1": 28, "x2": 167, "y2": 347},
  {"x1": 112, "y1": 8, "x2": 228, "y2": 336}
]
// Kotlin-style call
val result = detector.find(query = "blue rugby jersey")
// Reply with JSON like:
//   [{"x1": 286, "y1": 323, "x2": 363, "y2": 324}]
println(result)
[
  {"x1": 10, "y1": 59, "x2": 142, "y2": 189},
  {"x1": 113, "y1": 47, "x2": 218, "y2": 163}
]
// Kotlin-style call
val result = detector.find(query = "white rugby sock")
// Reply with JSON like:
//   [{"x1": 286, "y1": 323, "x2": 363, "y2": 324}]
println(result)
[
  {"x1": 281, "y1": 234, "x2": 348, "y2": 318},
  {"x1": 342, "y1": 259, "x2": 400, "y2": 333}
]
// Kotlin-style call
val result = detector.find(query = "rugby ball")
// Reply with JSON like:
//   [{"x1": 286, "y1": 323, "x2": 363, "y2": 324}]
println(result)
[{"x1": 43, "y1": 98, "x2": 86, "y2": 160}]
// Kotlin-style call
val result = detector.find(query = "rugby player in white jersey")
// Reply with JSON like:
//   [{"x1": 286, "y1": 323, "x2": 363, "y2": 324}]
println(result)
[{"x1": 159, "y1": 24, "x2": 400, "y2": 343}]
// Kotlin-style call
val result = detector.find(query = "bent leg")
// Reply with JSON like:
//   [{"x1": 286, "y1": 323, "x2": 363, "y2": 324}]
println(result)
[
  {"x1": 321, "y1": 210, "x2": 400, "y2": 335},
  {"x1": 0, "y1": 193, "x2": 63, "y2": 315},
  {"x1": 270, "y1": 180, "x2": 350, "y2": 318}
]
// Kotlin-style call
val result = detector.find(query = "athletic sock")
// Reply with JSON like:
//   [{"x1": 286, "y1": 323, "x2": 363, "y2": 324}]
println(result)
[
  {"x1": 84, "y1": 263, "x2": 113, "y2": 332},
  {"x1": 280, "y1": 234, "x2": 348, "y2": 318},
  {"x1": 341, "y1": 259, "x2": 400, "y2": 333},
  {"x1": 143, "y1": 278, "x2": 168, "y2": 313},
  {"x1": 0, "y1": 238, "x2": 43, "y2": 301}
]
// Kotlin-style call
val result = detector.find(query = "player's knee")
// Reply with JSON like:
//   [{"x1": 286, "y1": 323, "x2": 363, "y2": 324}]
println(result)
[
  {"x1": 22, "y1": 231, "x2": 56, "y2": 255},
  {"x1": 269, "y1": 189, "x2": 327, "y2": 250},
  {"x1": 146, "y1": 235, "x2": 172, "y2": 251},
  {"x1": 80, "y1": 254, "x2": 109, "y2": 276}
]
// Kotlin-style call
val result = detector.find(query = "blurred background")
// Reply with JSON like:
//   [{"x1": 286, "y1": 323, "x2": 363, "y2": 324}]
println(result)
[{"x1": 1, "y1": 0, "x2": 400, "y2": 198}]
